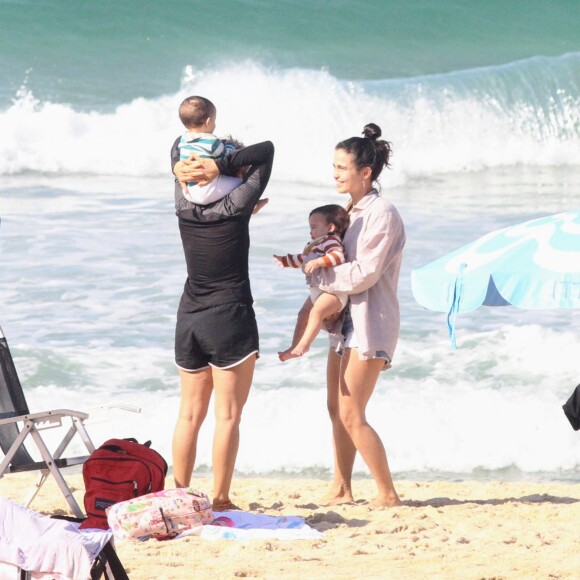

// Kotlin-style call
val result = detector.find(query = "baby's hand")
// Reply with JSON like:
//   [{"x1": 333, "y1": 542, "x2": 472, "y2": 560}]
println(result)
[
  {"x1": 303, "y1": 259, "x2": 322, "y2": 274},
  {"x1": 273, "y1": 255, "x2": 285, "y2": 268},
  {"x1": 252, "y1": 198, "x2": 269, "y2": 215}
]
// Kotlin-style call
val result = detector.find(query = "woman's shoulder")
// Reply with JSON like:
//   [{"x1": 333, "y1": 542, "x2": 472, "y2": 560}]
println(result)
[
  {"x1": 363, "y1": 196, "x2": 405, "y2": 238},
  {"x1": 367, "y1": 194, "x2": 402, "y2": 218}
]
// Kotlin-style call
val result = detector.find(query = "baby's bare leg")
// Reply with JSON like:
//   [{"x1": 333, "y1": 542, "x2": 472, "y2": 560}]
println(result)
[
  {"x1": 295, "y1": 293, "x2": 343, "y2": 354},
  {"x1": 279, "y1": 293, "x2": 342, "y2": 361},
  {"x1": 278, "y1": 298, "x2": 312, "y2": 362}
]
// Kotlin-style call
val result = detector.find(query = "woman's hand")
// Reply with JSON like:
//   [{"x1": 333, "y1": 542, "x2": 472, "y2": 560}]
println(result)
[{"x1": 174, "y1": 153, "x2": 219, "y2": 188}]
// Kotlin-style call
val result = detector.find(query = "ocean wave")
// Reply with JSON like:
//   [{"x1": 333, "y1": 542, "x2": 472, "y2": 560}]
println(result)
[{"x1": 0, "y1": 54, "x2": 578, "y2": 182}]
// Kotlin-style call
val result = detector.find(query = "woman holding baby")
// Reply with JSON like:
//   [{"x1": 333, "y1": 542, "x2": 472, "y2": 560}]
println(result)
[{"x1": 310, "y1": 122, "x2": 406, "y2": 508}]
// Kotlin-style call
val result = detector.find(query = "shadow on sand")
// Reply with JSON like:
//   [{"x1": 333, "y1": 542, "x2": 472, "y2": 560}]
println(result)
[{"x1": 403, "y1": 493, "x2": 580, "y2": 508}]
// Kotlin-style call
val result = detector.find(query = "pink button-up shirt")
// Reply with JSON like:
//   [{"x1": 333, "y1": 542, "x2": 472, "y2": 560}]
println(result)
[{"x1": 312, "y1": 190, "x2": 405, "y2": 362}]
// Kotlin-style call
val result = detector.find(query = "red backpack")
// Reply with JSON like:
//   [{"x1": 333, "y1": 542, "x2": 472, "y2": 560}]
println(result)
[{"x1": 80, "y1": 438, "x2": 168, "y2": 530}]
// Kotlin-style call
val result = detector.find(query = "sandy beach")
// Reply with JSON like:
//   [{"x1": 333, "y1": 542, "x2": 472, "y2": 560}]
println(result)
[{"x1": 1, "y1": 473, "x2": 579, "y2": 579}]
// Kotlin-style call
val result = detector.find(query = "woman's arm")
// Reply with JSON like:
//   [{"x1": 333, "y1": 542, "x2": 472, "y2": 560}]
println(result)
[
  {"x1": 211, "y1": 141, "x2": 274, "y2": 216},
  {"x1": 312, "y1": 207, "x2": 405, "y2": 295}
]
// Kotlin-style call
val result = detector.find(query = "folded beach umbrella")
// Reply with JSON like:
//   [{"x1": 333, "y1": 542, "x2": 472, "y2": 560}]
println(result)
[
  {"x1": 562, "y1": 384, "x2": 580, "y2": 431},
  {"x1": 411, "y1": 209, "x2": 580, "y2": 347}
]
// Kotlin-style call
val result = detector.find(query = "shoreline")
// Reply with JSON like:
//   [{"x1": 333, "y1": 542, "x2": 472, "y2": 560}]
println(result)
[
  {"x1": 2, "y1": 473, "x2": 579, "y2": 579},
  {"x1": 202, "y1": 468, "x2": 580, "y2": 485}
]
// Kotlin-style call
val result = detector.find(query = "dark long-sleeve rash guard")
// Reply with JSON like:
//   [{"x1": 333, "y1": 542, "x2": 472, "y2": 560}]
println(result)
[{"x1": 171, "y1": 140, "x2": 275, "y2": 313}]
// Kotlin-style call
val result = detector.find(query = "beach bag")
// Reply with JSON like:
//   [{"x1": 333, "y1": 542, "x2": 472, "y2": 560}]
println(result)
[
  {"x1": 106, "y1": 487, "x2": 213, "y2": 541},
  {"x1": 80, "y1": 438, "x2": 168, "y2": 530}
]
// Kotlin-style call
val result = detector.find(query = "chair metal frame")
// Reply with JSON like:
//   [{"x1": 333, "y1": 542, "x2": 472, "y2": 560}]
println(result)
[
  {"x1": 0, "y1": 326, "x2": 96, "y2": 517},
  {"x1": 0, "y1": 409, "x2": 95, "y2": 517}
]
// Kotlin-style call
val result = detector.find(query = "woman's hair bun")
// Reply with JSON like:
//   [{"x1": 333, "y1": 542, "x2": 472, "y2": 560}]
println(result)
[{"x1": 362, "y1": 123, "x2": 382, "y2": 141}]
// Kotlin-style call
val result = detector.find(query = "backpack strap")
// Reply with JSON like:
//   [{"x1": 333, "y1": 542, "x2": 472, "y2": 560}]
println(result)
[
  {"x1": 123, "y1": 437, "x2": 152, "y2": 447},
  {"x1": 102, "y1": 438, "x2": 152, "y2": 453}
]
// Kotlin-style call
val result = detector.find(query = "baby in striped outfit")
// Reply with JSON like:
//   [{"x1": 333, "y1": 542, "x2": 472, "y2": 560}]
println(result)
[
  {"x1": 177, "y1": 95, "x2": 242, "y2": 204},
  {"x1": 274, "y1": 204, "x2": 349, "y2": 361}
]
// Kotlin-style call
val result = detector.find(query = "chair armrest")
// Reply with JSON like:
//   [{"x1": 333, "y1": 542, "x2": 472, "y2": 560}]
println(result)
[{"x1": 0, "y1": 409, "x2": 89, "y2": 426}]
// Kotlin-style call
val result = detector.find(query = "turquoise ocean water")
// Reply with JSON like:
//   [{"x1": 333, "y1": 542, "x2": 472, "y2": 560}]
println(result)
[{"x1": 1, "y1": 0, "x2": 579, "y2": 480}]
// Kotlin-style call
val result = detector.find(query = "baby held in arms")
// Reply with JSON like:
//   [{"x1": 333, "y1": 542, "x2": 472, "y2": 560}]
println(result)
[
  {"x1": 177, "y1": 95, "x2": 242, "y2": 203},
  {"x1": 274, "y1": 204, "x2": 349, "y2": 361}
]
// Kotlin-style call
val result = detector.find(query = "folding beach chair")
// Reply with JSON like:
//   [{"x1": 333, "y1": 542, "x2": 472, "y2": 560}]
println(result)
[{"x1": 0, "y1": 325, "x2": 95, "y2": 517}]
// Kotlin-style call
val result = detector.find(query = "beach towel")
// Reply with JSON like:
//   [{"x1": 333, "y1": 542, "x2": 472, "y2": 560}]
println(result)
[{"x1": 176, "y1": 510, "x2": 323, "y2": 541}]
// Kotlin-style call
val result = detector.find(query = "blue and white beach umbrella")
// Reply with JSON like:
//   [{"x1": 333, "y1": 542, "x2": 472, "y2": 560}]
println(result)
[{"x1": 411, "y1": 209, "x2": 580, "y2": 347}]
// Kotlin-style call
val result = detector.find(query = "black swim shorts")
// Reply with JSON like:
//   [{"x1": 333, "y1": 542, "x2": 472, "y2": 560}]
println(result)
[{"x1": 175, "y1": 302, "x2": 259, "y2": 371}]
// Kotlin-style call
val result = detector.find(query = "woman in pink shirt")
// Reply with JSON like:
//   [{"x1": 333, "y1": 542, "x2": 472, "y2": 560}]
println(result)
[{"x1": 310, "y1": 123, "x2": 406, "y2": 508}]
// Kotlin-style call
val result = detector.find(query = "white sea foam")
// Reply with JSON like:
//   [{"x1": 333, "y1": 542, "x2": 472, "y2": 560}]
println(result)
[
  {"x1": 0, "y1": 55, "x2": 578, "y2": 184},
  {"x1": 19, "y1": 324, "x2": 580, "y2": 476}
]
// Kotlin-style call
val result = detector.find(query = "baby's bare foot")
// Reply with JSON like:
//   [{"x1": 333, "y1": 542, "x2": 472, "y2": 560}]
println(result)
[
  {"x1": 278, "y1": 349, "x2": 294, "y2": 362},
  {"x1": 291, "y1": 344, "x2": 308, "y2": 356},
  {"x1": 252, "y1": 198, "x2": 269, "y2": 214},
  {"x1": 278, "y1": 345, "x2": 307, "y2": 362}
]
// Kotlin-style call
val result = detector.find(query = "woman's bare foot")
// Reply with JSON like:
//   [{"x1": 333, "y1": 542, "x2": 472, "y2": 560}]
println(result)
[
  {"x1": 320, "y1": 483, "x2": 354, "y2": 506},
  {"x1": 368, "y1": 493, "x2": 402, "y2": 509},
  {"x1": 278, "y1": 343, "x2": 308, "y2": 362},
  {"x1": 212, "y1": 499, "x2": 241, "y2": 511}
]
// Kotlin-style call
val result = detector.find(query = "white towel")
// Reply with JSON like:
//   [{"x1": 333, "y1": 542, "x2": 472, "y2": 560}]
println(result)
[{"x1": 0, "y1": 498, "x2": 112, "y2": 579}]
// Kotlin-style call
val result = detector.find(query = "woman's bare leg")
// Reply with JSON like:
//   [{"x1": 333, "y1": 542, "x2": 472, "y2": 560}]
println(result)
[
  {"x1": 211, "y1": 354, "x2": 256, "y2": 509},
  {"x1": 339, "y1": 349, "x2": 401, "y2": 507},
  {"x1": 321, "y1": 349, "x2": 356, "y2": 505},
  {"x1": 172, "y1": 367, "x2": 213, "y2": 488}
]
